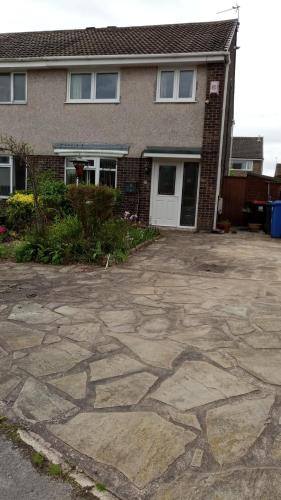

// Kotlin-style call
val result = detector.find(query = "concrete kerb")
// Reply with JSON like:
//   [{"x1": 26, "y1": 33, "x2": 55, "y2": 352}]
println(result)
[{"x1": 17, "y1": 429, "x2": 119, "y2": 500}]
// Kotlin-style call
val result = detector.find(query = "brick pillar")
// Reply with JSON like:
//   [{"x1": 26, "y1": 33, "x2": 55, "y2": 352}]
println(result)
[
  {"x1": 117, "y1": 157, "x2": 152, "y2": 225},
  {"x1": 197, "y1": 63, "x2": 226, "y2": 230}
]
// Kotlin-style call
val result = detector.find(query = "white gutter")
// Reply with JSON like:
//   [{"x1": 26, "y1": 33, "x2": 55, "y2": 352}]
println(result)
[
  {"x1": 0, "y1": 51, "x2": 228, "y2": 69},
  {"x1": 213, "y1": 58, "x2": 230, "y2": 230},
  {"x1": 143, "y1": 152, "x2": 201, "y2": 159},
  {"x1": 54, "y1": 148, "x2": 128, "y2": 158}
]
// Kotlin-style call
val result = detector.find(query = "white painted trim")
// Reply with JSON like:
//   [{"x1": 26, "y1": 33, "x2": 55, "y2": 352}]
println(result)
[
  {"x1": 143, "y1": 152, "x2": 200, "y2": 159},
  {"x1": 149, "y1": 159, "x2": 200, "y2": 229},
  {"x1": 66, "y1": 70, "x2": 120, "y2": 103},
  {"x1": 0, "y1": 155, "x2": 13, "y2": 197},
  {"x1": 213, "y1": 60, "x2": 230, "y2": 230},
  {"x1": 156, "y1": 67, "x2": 197, "y2": 103},
  {"x1": 54, "y1": 148, "x2": 127, "y2": 158},
  {"x1": 0, "y1": 51, "x2": 228, "y2": 70},
  {"x1": 0, "y1": 72, "x2": 27, "y2": 104},
  {"x1": 231, "y1": 157, "x2": 263, "y2": 161},
  {"x1": 64, "y1": 157, "x2": 117, "y2": 188}
]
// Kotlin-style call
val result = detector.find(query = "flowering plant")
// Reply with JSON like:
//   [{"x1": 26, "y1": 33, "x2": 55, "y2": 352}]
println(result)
[
  {"x1": 7, "y1": 193, "x2": 34, "y2": 205},
  {"x1": 0, "y1": 225, "x2": 8, "y2": 242}
]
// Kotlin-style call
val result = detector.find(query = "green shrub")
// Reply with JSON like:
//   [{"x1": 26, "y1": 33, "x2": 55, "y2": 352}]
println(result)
[
  {"x1": 15, "y1": 216, "x2": 85, "y2": 265},
  {"x1": 6, "y1": 192, "x2": 35, "y2": 233},
  {"x1": 66, "y1": 184, "x2": 117, "y2": 237},
  {"x1": 38, "y1": 173, "x2": 70, "y2": 220},
  {"x1": 97, "y1": 219, "x2": 129, "y2": 255}
]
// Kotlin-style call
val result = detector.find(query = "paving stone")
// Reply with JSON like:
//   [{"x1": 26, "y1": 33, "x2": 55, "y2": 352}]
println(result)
[
  {"x1": 96, "y1": 342, "x2": 120, "y2": 354},
  {"x1": 170, "y1": 411, "x2": 201, "y2": 430},
  {"x1": 110, "y1": 333, "x2": 185, "y2": 368},
  {"x1": 0, "y1": 376, "x2": 21, "y2": 399},
  {"x1": 206, "y1": 394, "x2": 274, "y2": 465},
  {"x1": 99, "y1": 310, "x2": 136, "y2": 327},
  {"x1": 89, "y1": 353, "x2": 145, "y2": 381},
  {"x1": 54, "y1": 306, "x2": 97, "y2": 322},
  {"x1": 230, "y1": 348, "x2": 281, "y2": 384},
  {"x1": 49, "y1": 372, "x2": 87, "y2": 399},
  {"x1": 270, "y1": 432, "x2": 281, "y2": 460},
  {"x1": 8, "y1": 303, "x2": 61, "y2": 324},
  {"x1": 151, "y1": 469, "x2": 281, "y2": 500},
  {"x1": 0, "y1": 347, "x2": 7, "y2": 358},
  {"x1": 0, "y1": 321, "x2": 45, "y2": 350},
  {"x1": 227, "y1": 319, "x2": 254, "y2": 336},
  {"x1": 94, "y1": 372, "x2": 157, "y2": 408},
  {"x1": 140, "y1": 317, "x2": 170, "y2": 333},
  {"x1": 244, "y1": 332, "x2": 281, "y2": 349},
  {"x1": 152, "y1": 361, "x2": 255, "y2": 410},
  {"x1": 43, "y1": 334, "x2": 61, "y2": 345},
  {"x1": 191, "y1": 448, "x2": 204, "y2": 468},
  {"x1": 59, "y1": 323, "x2": 102, "y2": 343},
  {"x1": 13, "y1": 351, "x2": 27, "y2": 360},
  {"x1": 253, "y1": 316, "x2": 281, "y2": 332},
  {"x1": 14, "y1": 378, "x2": 76, "y2": 422},
  {"x1": 16, "y1": 340, "x2": 92, "y2": 377},
  {"x1": 205, "y1": 350, "x2": 236, "y2": 368},
  {"x1": 49, "y1": 411, "x2": 196, "y2": 488}
]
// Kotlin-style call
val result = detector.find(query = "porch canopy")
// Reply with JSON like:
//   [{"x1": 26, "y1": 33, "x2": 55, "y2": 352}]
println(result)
[
  {"x1": 53, "y1": 143, "x2": 129, "y2": 158},
  {"x1": 143, "y1": 146, "x2": 201, "y2": 160}
]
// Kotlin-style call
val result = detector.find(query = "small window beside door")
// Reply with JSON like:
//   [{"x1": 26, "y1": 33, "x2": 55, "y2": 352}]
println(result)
[{"x1": 158, "y1": 165, "x2": 176, "y2": 195}]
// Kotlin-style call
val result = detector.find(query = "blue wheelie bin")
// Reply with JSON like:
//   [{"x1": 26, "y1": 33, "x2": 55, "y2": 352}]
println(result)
[{"x1": 271, "y1": 201, "x2": 281, "y2": 238}]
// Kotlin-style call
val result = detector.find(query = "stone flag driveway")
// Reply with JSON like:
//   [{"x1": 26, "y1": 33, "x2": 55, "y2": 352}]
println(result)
[{"x1": 1, "y1": 232, "x2": 281, "y2": 499}]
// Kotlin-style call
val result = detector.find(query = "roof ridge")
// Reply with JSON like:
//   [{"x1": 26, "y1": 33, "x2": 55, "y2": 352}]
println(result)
[{"x1": 0, "y1": 18, "x2": 238, "y2": 37}]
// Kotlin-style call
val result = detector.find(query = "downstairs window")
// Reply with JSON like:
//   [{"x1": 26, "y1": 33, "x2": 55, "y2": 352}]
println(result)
[
  {"x1": 65, "y1": 158, "x2": 117, "y2": 188},
  {"x1": 0, "y1": 156, "x2": 26, "y2": 197}
]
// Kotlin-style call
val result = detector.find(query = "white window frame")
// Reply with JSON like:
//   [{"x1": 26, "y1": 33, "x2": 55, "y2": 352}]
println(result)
[
  {"x1": 66, "y1": 71, "x2": 120, "y2": 103},
  {"x1": 0, "y1": 156, "x2": 13, "y2": 199},
  {"x1": 64, "y1": 157, "x2": 117, "y2": 187},
  {"x1": 231, "y1": 159, "x2": 253, "y2": 171},
  {"x1": 0, "y1": 72, "x2": 27, "y2": 104},
  {"x1": 156, "y1": 67, "x2": 197, "y2": 103}
]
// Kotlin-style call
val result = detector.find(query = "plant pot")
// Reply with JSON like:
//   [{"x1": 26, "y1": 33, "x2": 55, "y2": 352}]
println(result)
[
  {"x1": 248, "y1": 223, "x2": 262, "y2": 232},
  {"x1": 217, "y1": 222, "x2": 231, "y2": 233}
]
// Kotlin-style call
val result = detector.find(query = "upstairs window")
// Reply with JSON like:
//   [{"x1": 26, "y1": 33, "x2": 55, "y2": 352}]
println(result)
[
  {"x1": 231, "y1": 160, "x2": 253, "y2": 171},
  {"x1": 0, "y1": 156, "x2": 26, "y2": 197},
  {"x1": 156, "y1": 68, "x2": 196, "y2": 102},
  {"x1": 0, "y1": 73, "x2": 26, "y2": 103},
  {"x1": 68, "y1": 72, "x2": 119, "y2": 102}
]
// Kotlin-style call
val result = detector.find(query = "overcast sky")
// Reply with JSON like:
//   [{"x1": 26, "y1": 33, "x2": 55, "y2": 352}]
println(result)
[{"x1": 1, "y1": 0, "x2": 280, "y2": 175}]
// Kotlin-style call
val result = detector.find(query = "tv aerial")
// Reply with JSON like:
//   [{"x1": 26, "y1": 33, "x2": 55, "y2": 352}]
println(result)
[{"x1": 217, "y1": 3, "x2": 240, "y2": 21}]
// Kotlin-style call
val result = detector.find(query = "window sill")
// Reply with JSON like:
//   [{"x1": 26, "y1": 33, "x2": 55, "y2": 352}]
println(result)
[
  {"x1": 154, "y1": 99, "x2": 197, "y2": 104},
  {"x1": 0, "y1": 101, "x2": 27, "y2": 105},
  {"x1": 65, "y1": 99, "x2": 120, "y2": 104},
  {"x1": 0, "y1": 196, "x2": 9, "y2": 199}
]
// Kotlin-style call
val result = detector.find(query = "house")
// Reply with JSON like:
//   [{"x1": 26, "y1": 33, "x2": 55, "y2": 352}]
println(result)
[
  {"x1": 0, "y1": 19, "x2": 238, "y2": 230},
  {"x1": 229, "y1": 136, "x2": 263, "y2": 176}
]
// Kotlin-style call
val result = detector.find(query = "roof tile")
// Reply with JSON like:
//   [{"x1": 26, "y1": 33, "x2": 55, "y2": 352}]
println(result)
[{"x1": 0, "y1": 20, "x2": 238, "y2": 59}]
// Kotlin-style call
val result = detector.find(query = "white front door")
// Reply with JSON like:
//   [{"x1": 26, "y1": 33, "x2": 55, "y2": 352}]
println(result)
[
  {"x1": 150, "y1": 162, "x2": 182, "y2": 227},
  {"x1": 150, "y1": 160, "x2": 200, "y2": 228}
]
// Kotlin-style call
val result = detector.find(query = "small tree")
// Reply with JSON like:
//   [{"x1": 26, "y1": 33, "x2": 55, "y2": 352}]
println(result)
[{"x1": 0, "y1": 135, "x2": 45, "y2": 233}]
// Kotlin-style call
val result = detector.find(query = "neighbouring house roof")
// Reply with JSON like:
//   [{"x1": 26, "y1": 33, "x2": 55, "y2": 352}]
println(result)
[
  {"x1": 232, "y1": 137, "x2": 264, "y2": 160},
  {"x1": 143, "y1": 146, "x2": 201, "y2": 158},
  {"x1": 0, "y1": 19, "x2": 238, "y2": 59}
]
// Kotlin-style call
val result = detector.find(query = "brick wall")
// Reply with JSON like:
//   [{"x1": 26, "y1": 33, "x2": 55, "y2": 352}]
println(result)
[
  {"x1": 28, "y1": 155, "x2": 65, "y2": 183},
  {"x1": 252, "y1": 160, "x2": 263, "y2": 175},
  {"x1": 197, "y1": 63, "x2": 226, "y2": 230},
  {"x1": 117, "y1": 157, "x2": 152, "y2": 224}
]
